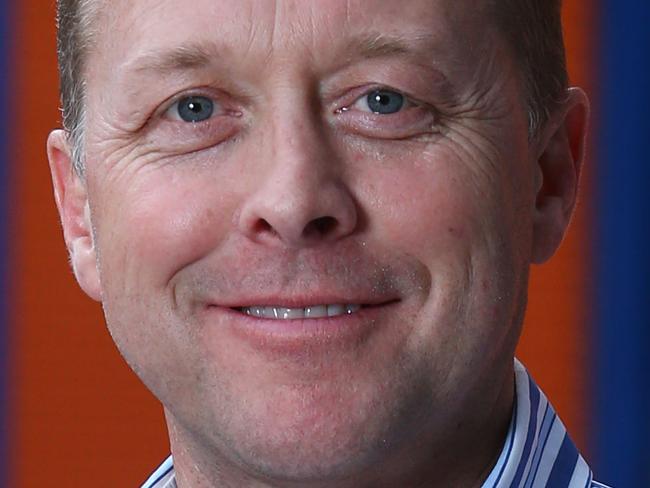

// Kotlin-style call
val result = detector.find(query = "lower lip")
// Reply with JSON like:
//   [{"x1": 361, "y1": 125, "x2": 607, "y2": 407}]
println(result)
[{"x1": 202, "y1": 303, "x2": 396, "y2": 355}]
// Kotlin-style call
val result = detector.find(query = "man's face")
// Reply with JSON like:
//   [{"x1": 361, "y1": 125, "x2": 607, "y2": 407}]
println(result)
[{"x1": 63, "y1": 0, "x2": 540, "y2": 482}]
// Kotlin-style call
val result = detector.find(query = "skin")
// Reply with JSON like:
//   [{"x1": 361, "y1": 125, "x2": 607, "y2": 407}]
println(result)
[{"x1": 47, "y1": 0, "x2": 589, "y2": 486}]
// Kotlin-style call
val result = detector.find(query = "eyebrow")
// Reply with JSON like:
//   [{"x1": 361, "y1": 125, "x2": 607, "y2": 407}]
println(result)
[
  {"x1": 126, "y1": 31, "x2": 444, "y2": 79},
  {"x1": 340, "y1": 32, "x2": 451, "y2": 82},
  {"x1": 342, "y1": 32, "x2": 430, "y2": 61},
  {"x1": 130, "y1": 42, "x2": 223, "y2": 76}
]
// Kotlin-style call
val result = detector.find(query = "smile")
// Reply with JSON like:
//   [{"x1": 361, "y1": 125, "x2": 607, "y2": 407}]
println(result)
[{"x1": 237, "y1": 304, "x2": 362, "y2": 319}]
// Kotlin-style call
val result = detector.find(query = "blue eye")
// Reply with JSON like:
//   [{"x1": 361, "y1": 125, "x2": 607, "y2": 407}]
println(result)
[
  {"x1": 366, "y1": 90, "x2": 405, "y2": 114},
  {"x1": 176, "y1": 96, "x2": 215, "y2": 122}
]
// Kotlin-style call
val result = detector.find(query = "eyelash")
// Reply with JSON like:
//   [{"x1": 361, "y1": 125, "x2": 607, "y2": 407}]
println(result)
[
  {"x1": 142, "y1": 90, "x2": 243, "y2": 154},
  {"x1": 333, "y1": 86, "x2": 439, "y2": 139},
  {"x1": 158, "y1": 86, "x2": 427, "y2": 116},
  {"x1": 337, "y1": 87, "x2": 412, "y2": 113},
  {"x1": 151, "y1": 84, "x2": 439, "y2": 150},
  {"x1": 162, "y1": 92, "x2": 237, "y2": 121}
]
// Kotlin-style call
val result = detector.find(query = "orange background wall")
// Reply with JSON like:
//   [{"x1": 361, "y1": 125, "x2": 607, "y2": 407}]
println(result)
[
  {"x1": 519, "y1": 0, "x2": 595, "y2": 455},
  {"x1": 9, "y1": 2, "x2": 594, "y2": 486}
]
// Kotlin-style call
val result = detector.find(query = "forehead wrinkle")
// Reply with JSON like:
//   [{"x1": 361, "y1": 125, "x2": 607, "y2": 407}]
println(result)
[
  {"x1": 346, "y1": 33, "x2": 412, "y2": 59},
  {"x1": 335, "y1": 31, "x2": 452, "y2": 84},
  {"x1": 121, "y1": 30, "x2": 451, "y2": 86},
  {"x1": 127, "y1": 41, "x2": 228, "y2": 78},
  {"x1": 341, "y1": 32, "x2": 432, "y2": 62},
  {"x1": 90, "y1": 0, "x2": 498, "y2": 107}
]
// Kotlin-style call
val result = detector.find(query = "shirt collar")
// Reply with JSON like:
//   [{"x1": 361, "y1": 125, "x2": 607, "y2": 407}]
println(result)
[{"x1": 481, "y1": 359, "x2": 593, "y2": 488}]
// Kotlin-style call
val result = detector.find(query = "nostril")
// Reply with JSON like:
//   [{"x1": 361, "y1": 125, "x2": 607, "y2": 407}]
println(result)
[
  {"x1": 304, "y1": 216, "x2": 338, "y2": 238},
  {"x1": 252, "y1": 218, "x2": 275, "y2": 235}
]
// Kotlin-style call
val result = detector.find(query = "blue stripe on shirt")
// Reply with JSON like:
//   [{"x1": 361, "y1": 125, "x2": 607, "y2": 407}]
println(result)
[
  {"x1": 509, "y1": 375, "x2": 541, "y2": 487},
  {"x1": 523, "y1": 404, "x2": 554, "y2": 488},
  {"x1": 545, "y1": 434, "x2": 580, "y2": 487}
]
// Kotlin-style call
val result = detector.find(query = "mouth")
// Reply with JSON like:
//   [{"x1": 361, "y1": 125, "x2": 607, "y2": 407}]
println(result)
[
  {"x1": 235, "y1": 303, "x2": 363, "y2": 320},
  {"x1": 202, "y1": 298, "x2": 401, "y2": 356}
]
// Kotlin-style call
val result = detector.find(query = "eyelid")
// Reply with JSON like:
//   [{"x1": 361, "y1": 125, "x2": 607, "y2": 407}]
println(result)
[
  {"x1": 331, "y1": 84, "x2": 440, "y2": 140},
  {"x1": 141, "y1": 88, "x2": 246, "y2": 154},
  {"x1": 162, "y1": 94, "x2": 219, "y2": 122},
  {"x1": 154, "y1": 86, "x2": 243, "y2": 123},
  {"x1": 335, "y1": 85, "x2": 423, "y2": 114},
  {"x1": 350, "y1": 89, "x2": 416, "y2": 114}
]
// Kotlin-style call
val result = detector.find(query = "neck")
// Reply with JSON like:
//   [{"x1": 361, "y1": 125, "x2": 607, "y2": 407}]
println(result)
[{"x1": 165, "y1": 363, "x2": 515, "y2": 488}]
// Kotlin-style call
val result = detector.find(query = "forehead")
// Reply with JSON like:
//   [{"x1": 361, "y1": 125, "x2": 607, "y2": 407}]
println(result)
[{"x1": 89, "y1": 0, "x2": 496, "y2": 75}]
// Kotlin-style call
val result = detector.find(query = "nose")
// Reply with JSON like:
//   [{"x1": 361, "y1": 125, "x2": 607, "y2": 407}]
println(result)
[{"x1": 238, "y1": 115, "x2": 358, "y2": 249}]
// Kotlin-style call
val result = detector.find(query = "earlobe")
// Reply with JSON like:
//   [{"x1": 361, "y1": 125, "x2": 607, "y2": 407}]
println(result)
[
  {"x1": 47, "y1": 130, "x2": 102, "y2": 301},
  {"x1": 531, "y1": 88, "x2": 589, "y2": 264}
]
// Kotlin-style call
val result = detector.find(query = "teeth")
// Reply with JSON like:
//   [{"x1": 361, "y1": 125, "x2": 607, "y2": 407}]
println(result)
[
  {"x1": 245, "y1": 306, "x2": 265, "y2": 318},
  {"x1": 327, "y1": 304, "x2": 345, "y2": 317},
  {"x1": 305, "y1": 305, "x2": 327, "y2": 318},
  {"x1": 239, "y1": 304, "x2": 362, "y2": 320}
]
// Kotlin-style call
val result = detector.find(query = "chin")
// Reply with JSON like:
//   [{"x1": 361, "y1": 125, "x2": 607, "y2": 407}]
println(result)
[
  {"x1": 228, "y1": 430, "x2": 385, "y2": 484},
  {"x1": 189, "y1": 374, "x2": 435, "y2": 485}
]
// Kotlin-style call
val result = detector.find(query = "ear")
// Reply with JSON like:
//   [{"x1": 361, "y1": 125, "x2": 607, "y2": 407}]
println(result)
[
  {"x1": 47, "y1": 130, "x2": 102, "y2": 301},
  {"x1": 531, "y1": 88, "x2": 590, "y2": 264}
]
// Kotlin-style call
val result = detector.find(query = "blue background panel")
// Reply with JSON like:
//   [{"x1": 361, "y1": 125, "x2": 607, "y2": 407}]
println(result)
[{"x1": 595, "y1": 1, "x2": 650, "y2": 486}]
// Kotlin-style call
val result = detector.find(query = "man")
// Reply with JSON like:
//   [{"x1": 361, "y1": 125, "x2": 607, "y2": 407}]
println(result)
[{"x1": 46, "y1": 0, "x2": 608, "y2": 486}]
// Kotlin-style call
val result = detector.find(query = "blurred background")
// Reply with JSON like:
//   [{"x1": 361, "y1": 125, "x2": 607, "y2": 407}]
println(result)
[{"x1": 0, "y1": 1, "x2": 648, "y2": 486}]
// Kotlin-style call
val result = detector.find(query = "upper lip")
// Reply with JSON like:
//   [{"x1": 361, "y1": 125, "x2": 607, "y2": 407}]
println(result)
[{"x1": 210, "y1": 295, "x2": 399, "y2": 309}]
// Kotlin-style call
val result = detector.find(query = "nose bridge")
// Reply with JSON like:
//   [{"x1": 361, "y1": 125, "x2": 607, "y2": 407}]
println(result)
[
  {"x1": 237, "y1": 85, "x2": 358, "y2": 248},
  {"x1": 271, "y1": 96, "x2": 331, "y2": 185}
]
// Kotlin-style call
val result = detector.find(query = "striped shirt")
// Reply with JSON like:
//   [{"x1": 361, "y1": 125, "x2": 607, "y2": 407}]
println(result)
[{"x1": 141, "y1": 360, "x2": 611, "y2": 488}]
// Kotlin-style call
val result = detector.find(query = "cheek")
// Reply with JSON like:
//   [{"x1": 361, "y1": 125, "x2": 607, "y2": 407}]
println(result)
[
  {"x1": 93, "y1": 168, "x2": 240, "y2": 290},
  {"x1": 358, "y1": 137, "x2": 533, "y2": 271},
  {"x1": 360, "y1": 146, "x2": 528, "y2": 347},
  {"x1": 362, "y1": 157, "x2": 486, "y2": 260},
  {"x1": 87, "y1": 166, "x2": 244, "y2": 402}
]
